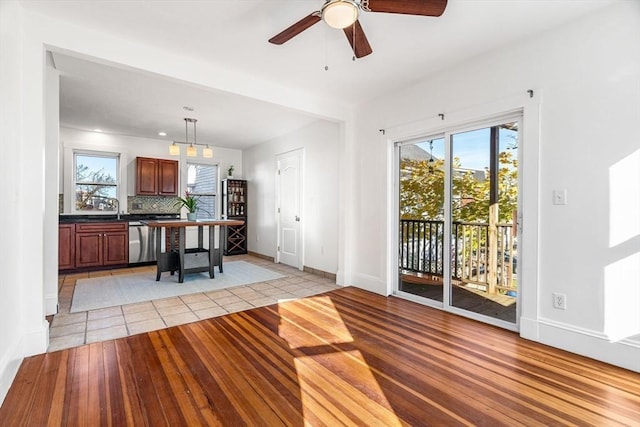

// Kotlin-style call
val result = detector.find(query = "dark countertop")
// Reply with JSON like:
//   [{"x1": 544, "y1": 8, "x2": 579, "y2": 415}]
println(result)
[{"x1": 59, "y1": 213, "x2": 180, "y2": 224}]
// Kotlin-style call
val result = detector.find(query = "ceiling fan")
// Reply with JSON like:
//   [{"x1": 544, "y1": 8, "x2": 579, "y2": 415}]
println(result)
[{"x1": 268, "y1": 0, "x2": 448, "y2": 59}]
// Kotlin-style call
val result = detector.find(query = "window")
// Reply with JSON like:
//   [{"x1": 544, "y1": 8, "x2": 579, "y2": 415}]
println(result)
[
  {"x1": 187, "y1": 163, "x2": 218, "y2": 219},
  {"x1": 74, "y1": 152, "x2": 119, "y2": 212}
]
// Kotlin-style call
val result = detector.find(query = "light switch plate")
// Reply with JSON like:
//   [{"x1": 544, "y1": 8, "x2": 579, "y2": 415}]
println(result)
[{"x1": 553, "y1": 189, "x2": 567, "y2": 205}]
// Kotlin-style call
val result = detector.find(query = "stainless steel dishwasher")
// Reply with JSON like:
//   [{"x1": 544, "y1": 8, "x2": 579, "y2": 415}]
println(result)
[{"x1": 129, "y1": 221, "x2": 157, "y2": 264}]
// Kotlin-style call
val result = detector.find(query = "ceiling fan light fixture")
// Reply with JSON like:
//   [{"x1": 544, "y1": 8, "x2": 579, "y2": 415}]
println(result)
[{"x1": 322, "y1": 0, "x2": 359, "y2": 29}]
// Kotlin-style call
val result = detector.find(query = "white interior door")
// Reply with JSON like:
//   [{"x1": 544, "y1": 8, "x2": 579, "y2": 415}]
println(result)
[{"x1": 276, "y1": 149, "x2": 303, "y2": 268}]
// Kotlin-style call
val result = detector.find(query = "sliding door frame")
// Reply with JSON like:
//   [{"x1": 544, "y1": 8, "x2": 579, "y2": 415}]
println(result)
[{"x1": 389, "y1": 106, "x2": 529, "y2": 332}]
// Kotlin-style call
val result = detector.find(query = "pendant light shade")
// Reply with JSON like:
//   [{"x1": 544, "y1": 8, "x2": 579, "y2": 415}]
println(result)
[
  {"x1": 202, "y1": 145, "x2": 213, "y2": 158},
  {"x1": 168, "y1": 117, "x2": 215, "y2": 158}
]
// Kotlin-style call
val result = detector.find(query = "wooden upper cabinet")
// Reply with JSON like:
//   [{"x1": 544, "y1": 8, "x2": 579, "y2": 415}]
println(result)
[
  {"x1": 136, "y1": 157, "x2": 158, "y2": 195},
  {"x1": 136, "y1": 157, "x2": 178, "y2": 196},
  {"x1": 158, "y1": 159, "x2": 179, "y2": 195}
]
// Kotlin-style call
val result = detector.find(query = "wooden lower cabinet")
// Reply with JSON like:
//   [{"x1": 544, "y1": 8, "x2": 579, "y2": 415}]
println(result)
[
  {"x1": 74, "y1": 222, "x2": 128, "y2": 269},
  {"x1": 58, "y1": 224, "x2": 76, "y2": 270},
  {"x1": 103, "y1": 232, "x2": 128, "y2": 265}
]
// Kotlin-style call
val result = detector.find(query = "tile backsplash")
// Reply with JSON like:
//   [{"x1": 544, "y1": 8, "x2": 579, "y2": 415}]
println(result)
[
  {"x1": 58, "y1": 194, "x2": 180, "y2": 214},
  {"x1": 127, "y1": 195, "x2": 180, "y2": 214}
]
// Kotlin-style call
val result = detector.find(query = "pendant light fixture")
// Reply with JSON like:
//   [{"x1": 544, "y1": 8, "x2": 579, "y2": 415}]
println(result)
[
  {"x1": 169, "y1": 118, "x2": 214, "y2": 158},
  {"x1": 202, "y1": 145, "x2": 213, "y2": 158}
]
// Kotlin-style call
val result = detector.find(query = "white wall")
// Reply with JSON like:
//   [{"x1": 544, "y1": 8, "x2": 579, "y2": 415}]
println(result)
[
  {"x1": 244, "y1": 120, "x2": 340, "y2": 274},
  {"x1": 60, "y1": 127, "x2": 242, "y2": 209},
  {"x1": 0, "y1": 0, "x2": 31, "y2": 404},
  {"x1": 350, "y1": 2, "x2": 640, "y2": 371}
]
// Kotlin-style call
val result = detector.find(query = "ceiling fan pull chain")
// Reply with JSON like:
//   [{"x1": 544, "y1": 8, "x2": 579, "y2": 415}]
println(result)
[
  {"x1": 324, "y1": 25, "x2": 330, "y2": 71},
  {"x1": 352, "y1": 22, "x2": 357, "y2": 61}
]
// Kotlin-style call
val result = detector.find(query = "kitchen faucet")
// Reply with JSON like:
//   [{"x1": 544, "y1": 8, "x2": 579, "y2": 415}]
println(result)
[{"x1": 107, "y1": 197, "x2": 121, "y2": 220}]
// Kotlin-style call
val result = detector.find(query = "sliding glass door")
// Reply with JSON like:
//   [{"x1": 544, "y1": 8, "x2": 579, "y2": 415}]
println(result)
[
  {"x1": 398, "y1": 137, "x2": 446, "y2": 303},
  {"x1": 396, "y1": 118, "x2": 520, "y2": 329}
]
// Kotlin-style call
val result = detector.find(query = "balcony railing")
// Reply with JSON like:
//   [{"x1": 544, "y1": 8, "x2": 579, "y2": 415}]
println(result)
[{"x1": 400, "y1": 219, "x2": 517, "y2": 294}]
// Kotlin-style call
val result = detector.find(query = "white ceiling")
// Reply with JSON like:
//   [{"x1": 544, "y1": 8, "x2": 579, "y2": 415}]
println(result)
[
  {"x1": 23, "y1": 0, "x2": 615, "y2": 149},
  {"x1": 51, "y1": 53, "x2": 321, "y2": 149}
]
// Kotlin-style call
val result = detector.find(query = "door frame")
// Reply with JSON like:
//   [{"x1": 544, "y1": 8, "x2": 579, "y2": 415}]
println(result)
[
  {"x1": 387, "y1": 101, "x2": 535, "y2": 332},
  {"x1": 275, "y1": 148, "x2": 304, "y2": 270}
]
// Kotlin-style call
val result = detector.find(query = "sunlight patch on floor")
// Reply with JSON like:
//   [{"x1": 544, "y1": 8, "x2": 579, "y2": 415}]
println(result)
[
  {"x1": 277, "y1": 296, "x2": 354, "y2": 348},
  {"x1": 278, "y1": 296, "x2": 402, "y2": 426},
  {"x1": 295, "y1": 351, "x2": 403, "y2": 427}
]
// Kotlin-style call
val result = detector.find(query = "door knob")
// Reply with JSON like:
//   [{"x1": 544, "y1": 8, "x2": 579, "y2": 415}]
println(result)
[{"x1": 295, "y1": 216, "x2": 300, "y2": 222}]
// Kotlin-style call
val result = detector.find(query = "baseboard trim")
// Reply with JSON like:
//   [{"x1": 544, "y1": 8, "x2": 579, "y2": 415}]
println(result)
[
  {"x1": 351, "y1": 272, "x2": 387, "y2": 295},
  {"x1": 303, "y1": 266, "x2": 337, "y2": 282},
  {"x1": 0, "y1": 338, "x2": 23, "y2": 406},
  {"x1": 531, "y1": 317, "x2": 640, "y2": 372},
  {"x1": 45, "y1": 293, "x2": 58, "y2": 316},
  {"x1": 0, "y1": 321, "x2": 49, "y2": 405},
  {"x1": 247, "y1": 251, "x2": 274, "y2": 262},
  {"x1": 247, "y1": 251, "x2": 338, "y2": 283},
  {"x1": 519, "y1": 316, "x2": 539, "y2": 341},
  {"x1": 336, "y1": 269, "x2": 346, "y2": 286},
  {"x1": 22, "y1": 321, "x2": 49, "y2": 357}
]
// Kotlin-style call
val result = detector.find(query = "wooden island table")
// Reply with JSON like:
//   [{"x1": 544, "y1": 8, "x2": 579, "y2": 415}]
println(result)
[{"x1": 142, "y1": 219, "x2": 245, "y2": 283}]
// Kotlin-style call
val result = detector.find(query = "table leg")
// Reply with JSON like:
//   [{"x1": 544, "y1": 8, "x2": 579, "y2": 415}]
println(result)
[
  {"x1": 178, "y1": 227, "x2": 185, "y2": 283},
  {"x1": 169, "y1": 227, "x2": 175, "y2": 275},
  {"x1": 208, "y1": 226, "x2": 215, "y2": 278},
  {"x1": 218, "y1": 225, "x2": 225, "y2": 273},
  {"x1": 155, "y1": 227, "x2": 162, "y2": 281}
]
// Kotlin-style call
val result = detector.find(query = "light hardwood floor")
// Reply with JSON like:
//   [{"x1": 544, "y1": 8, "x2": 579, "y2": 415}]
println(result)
[{"x1": 1, "y1": 287, "x2": 639, "y2": 425}]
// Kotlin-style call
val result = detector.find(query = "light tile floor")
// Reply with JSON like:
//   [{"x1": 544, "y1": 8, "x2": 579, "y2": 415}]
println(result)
[{"x1": 51, "y1": 255, "x2": 339, "y2": 352}]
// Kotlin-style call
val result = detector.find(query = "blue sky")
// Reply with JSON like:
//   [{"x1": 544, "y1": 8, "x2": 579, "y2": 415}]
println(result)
[
  {"x1": 416, "y1": 126, "x2": 517, "y2": 171},
  {"x1": 75, "y1": 154, "x2": 118, "y2": 181}
]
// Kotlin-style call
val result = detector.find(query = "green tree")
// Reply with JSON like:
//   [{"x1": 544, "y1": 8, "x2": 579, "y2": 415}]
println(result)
[
  {"x1": 75, "y1": 164, "x2": 117, "y2": 210},
  {"x1": 400, "y1": 151, "x2": 518, "y2": 223}
]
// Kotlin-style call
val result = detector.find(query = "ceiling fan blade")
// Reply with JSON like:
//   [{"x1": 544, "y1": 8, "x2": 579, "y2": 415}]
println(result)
[
  {"x1": 367, "y1": 0, "x2": 447, "y2": 17},
  {"x1": 268, "y1": 13, "x2": 321, "y2": 45},
  {"x1": 343, "y1": 20, "x2": 373, "y2": 59}
]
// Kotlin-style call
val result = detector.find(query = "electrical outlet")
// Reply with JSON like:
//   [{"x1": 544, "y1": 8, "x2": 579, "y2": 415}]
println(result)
[{"x1": 553, "y1": 293, "x2": 567, "y2": 310}]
